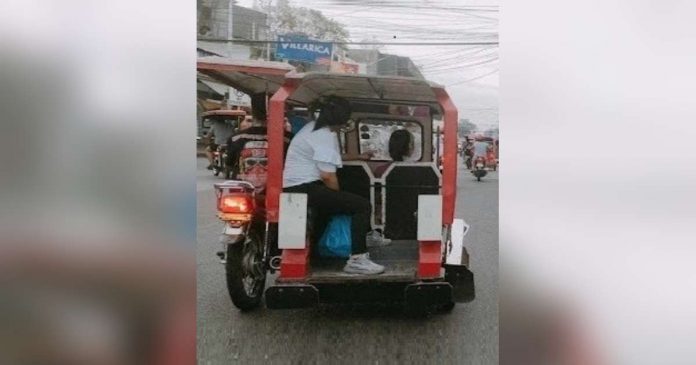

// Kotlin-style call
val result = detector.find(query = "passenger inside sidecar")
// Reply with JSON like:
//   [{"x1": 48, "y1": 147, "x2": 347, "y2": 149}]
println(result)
[
  {"x1": 272, "y1": 72, "x2": 461, "y2": 287},
  {"x1": 301, "y1": 102, "x2": 442, "y2": 281},
  {"x1": 335, "y1": 103, "x2": 441, "y2": 241}
]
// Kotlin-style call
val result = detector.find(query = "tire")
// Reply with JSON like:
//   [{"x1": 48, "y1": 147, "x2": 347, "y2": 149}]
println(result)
[
  {"x1": 225, "y1": 229, "x2": 266, "y2": 311},
  {"x1": 222, "y1": 154, "x2": 230, "y2": 179},
  {"x1": 438, "y1": 302, "x2": 455, "y2": 313},
  {"x1": 477, "y1": 174, "x2": 481, "y2": 182}
]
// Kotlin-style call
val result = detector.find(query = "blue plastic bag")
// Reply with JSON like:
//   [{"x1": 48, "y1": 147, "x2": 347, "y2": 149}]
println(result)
[{"x1": 318, "y1": 215, "x2": 352, "y2": 258}]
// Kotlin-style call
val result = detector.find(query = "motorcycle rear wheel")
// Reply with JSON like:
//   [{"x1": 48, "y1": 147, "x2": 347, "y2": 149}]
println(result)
[{"x1": 226, "y1": 229, "x2": 266, "y2": 311}]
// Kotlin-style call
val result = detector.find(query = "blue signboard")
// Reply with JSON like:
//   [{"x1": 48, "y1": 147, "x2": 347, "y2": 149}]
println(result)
[{"x1": 275, "y1": 34, "x2": 333, "y2": 64}]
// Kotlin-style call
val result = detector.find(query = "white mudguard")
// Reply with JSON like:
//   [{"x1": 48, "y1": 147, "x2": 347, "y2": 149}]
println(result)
[
  {"x1": 278, "y1": 193, "x2": 307, "y2": 249},
  {"x1": 446, "y1": 218, "x2": 470, "y2": 266},
  {"x1": 417, "y1": 195, "x2": 443, "y2": 241}
]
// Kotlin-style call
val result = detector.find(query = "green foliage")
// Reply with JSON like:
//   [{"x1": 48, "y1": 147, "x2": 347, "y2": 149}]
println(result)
[
  {"x1": 256, "y1": 0, "x2": 350, "y2": 43},
  {"x1": 458, "y1": 119, "x2": 478, "y2": 137},
  {"x1": 484, "y1": 127, "x2": 499, "y2": 139}
]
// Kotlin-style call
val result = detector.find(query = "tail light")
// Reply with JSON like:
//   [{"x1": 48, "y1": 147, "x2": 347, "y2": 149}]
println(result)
[{"x1": 218, "y1": 194, "x2": 254, "y2": 214}]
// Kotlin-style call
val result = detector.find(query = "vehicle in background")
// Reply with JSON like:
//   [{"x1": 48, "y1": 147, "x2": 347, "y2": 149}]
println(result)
[
  {"x1": 211, "y1": 144, "x2": 228, "y2": 178},
  {"x1": 199, "y1": 109, "x2": 246, "y2": 138},
  {"x1": 472, "y1": 156, "x2": 488, "y2": 181},
  {"x1": 470, "y1": 136, "x2": 496, "y2": 180},
  {"x1": 200, "y1": 109, "x2": 247, "y2": 179}
]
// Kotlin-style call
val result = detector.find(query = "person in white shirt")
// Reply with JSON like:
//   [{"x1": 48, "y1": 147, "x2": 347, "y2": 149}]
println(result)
[{"x1": 283, "y1": 96, "x2": 385, "y2": 275}]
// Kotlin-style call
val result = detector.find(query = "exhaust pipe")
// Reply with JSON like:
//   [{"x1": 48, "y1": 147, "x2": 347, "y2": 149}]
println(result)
[{"x1": 269, "y1": 256, "x2": 281, "y2": 270}]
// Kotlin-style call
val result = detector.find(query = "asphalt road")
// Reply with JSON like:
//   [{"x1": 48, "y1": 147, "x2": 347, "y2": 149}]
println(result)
[{"x1": 197, "y1": 158, "x2": 498, "y2": 364}]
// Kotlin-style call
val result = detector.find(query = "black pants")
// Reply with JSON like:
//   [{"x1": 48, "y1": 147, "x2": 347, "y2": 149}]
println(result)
[{"x1": 284, "y1": 181, "x2": 370, "y2": 254}]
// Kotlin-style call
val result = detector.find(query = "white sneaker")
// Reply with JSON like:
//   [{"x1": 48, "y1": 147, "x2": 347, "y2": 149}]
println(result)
[
  {"x1": 366, "y1": 230, "x2": 392, "y2": 247},
  {"x1": 343, "y1": 253, "x2": 385, "y2": 275}
]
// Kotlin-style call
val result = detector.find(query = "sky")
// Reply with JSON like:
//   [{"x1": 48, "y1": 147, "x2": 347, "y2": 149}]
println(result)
[{"x1": 235, "y1": 0, "x2": 499, "y2": 129}]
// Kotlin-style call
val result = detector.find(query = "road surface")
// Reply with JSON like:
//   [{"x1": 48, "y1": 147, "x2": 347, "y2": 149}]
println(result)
[{"x1": 197, "y1": 158, "x2": 498, "y2": 364}]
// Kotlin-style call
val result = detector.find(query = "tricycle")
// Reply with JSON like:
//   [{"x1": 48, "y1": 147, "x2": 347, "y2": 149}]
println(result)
[{"x1": 199, "y1": 58, "x2": 475, "y2": 314}]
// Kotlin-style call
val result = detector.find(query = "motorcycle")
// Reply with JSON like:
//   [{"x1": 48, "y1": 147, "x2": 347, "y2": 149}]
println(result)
[
  {"x1": 213, "y1": 181, "x2": 274, "y2": 311},
  {"x1": 471, "y1": 156, "x2": 488, "y2": 181},
  {"x1": 212, "y1": 144, "x2": 231, "y2": 179}
]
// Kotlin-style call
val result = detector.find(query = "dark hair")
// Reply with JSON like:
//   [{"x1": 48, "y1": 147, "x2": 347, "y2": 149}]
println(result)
[
  {"x1": 250, "y1": 92, "x2": 268, "y2": 121},
  {"x1": 313, "y1": 96, "x2": 352, "y2": 131},
  {"x1": 389, "y1": 129, "x2": 413, "y2": 161}
]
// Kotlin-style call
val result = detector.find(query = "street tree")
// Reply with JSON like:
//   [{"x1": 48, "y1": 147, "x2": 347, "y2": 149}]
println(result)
[
  {"x1": 254, "y1": 0, "x2": 350, "y2": 42},
  {"x1": 485, "y1": 127, "x2": 499, "y2": 139},
  {"x1": 458, "y1": 119, "x2": 478, "y2": 137},
  {"x1": 358, "y1": 35, "x2": 384, "y2": 51}
]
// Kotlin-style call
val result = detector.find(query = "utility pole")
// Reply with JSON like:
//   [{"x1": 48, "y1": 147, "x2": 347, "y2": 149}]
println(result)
[
  {"x1": 227, "y1": 0, "x2": 234, "y2": 101},
  {"x1": 329, "y1": 42, "x2": 335, "y2": 72},
  {"x1": 265, "y1": 8, "x2": 271, "y2": 60},
  {"x1": 227, "y1": 0, "x2": 234, "y2": 56}
]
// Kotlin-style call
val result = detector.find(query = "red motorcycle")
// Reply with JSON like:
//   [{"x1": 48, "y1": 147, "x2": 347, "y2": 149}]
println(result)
[{"x1": 214, "y1": 180, "x2": 272, "y2": 311}]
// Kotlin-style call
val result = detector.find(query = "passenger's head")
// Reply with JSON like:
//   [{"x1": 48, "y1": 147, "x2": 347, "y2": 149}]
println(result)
[
  {"x1": 389, "y1": 129, "x2": 414, "y2": 162},
  {"x1": 314, "y1": 96, "x2": 352, "y2": 131},
  {"x1": 239, "y1": 116, "x2": 253, "y2": 130}
]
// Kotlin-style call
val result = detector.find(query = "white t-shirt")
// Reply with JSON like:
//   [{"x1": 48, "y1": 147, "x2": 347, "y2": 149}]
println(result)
[{"x1": 283, "y1": 121, "x2": 342, "y2": 188}]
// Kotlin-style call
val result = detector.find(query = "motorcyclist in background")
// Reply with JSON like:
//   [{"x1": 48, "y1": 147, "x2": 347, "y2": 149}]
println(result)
[
  {"x1": 463, "y1": 137, "x2": 475, "y2": 170},
  {"x1": 204, "y1": 118, "x2": 235, "y2": 170},
  {"x1": 225, "y1": 96, "x2": 293, "y2": 189}
]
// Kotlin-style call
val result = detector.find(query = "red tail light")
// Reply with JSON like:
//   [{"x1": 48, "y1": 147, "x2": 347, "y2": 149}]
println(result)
[{"x1": 218, "y1": 194, "x2": 254, "y2": 213}]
